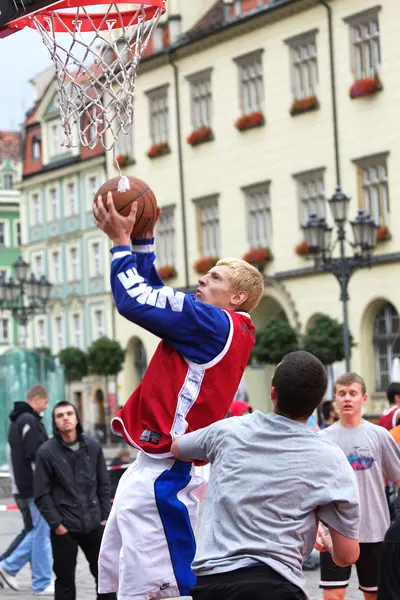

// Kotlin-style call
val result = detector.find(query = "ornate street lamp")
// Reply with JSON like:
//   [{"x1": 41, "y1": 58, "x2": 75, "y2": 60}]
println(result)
[
  {"x1": 302, "y1": 187, "x2": 378, "y2": 371},
  {"x1": 0, "y1": 256, "x2": 53, "y2": 347}
]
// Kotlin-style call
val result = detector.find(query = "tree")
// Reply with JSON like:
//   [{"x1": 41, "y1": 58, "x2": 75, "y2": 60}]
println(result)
[
  {"x1": 252, "y1": 317, "x2": 299, "y2": 365},
  {"x1": 87, "y1": 337, "x2": 126, "y2": 379},
  {"x1": 34, "y1": 347, "x2": 53, "y2": 358},
  {"x1": 302, "y1": 314, "x2": 355, "y2": 365},
  {"x1": 58, "y1": 347, "x2": 88, "y2": 383}
]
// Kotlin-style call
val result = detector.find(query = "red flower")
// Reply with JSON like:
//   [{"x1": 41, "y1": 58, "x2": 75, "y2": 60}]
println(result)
[
  {"x1": 157, "y1": 265, "x2": 177, "y2": 280},
  {"x1": 376, "y1": 226, "x2": 390, "y2": 242},
  {"x1": 290, "y1": 96, "x2": 319, "y2": 116},
  {"x1": 295, "y1": 241, "x2": 310, "y2": 256},
  {"x1": 187, "y1": 126, "x2": 214, "y2": 146},
  {"x1": 349, "y1": 76, "x2": 383, "y2": 99},
  {"x1": 193, "y1": 256, "x2": 219, "y2": 275},
  {"x1": 242, "y1": 248, "x2": 273, "y2": 269},
  {"x1": 147, "y1": 142, "x2": 170, "y2": 159},
  {"x1": 235, "y1": 111, "x2": 264, "y2": 131},
  {"x1": 116, "y1": 154, "x2": 130, "y2": 167}
]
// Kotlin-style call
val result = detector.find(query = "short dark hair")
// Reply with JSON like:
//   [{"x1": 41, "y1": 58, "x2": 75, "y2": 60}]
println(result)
[
  {"x1": 322, "y1": 400, "x2": 334, "y2": 421},
  {"x1": 273, "y1": 351, "x2": 327, "y2": 419},
  {"x1": 335, "y1": 372, "x2": 366, "y2": 395},
  {"x1": 53, "y1": 400, "x2": 75, "y2": 414},
  {"x1": 26, "y1": 385, "x2": 48, "y2": 402},
  {"x1": 386, "y1": 382, "x2": 400, "y2": 405}
]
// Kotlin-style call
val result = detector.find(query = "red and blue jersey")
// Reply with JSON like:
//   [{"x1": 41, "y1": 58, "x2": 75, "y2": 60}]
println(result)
[{"x1": 110, "y1": 239, "x2": 256, "y2": 457}]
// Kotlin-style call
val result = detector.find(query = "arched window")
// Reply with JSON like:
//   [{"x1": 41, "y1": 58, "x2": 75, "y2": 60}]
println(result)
[
  {"x1": 374, "y1": 303, "x2": 400, "y2": 391},
  {"x1": 134, "y1": 341, "x2": 147, "y2": 381}
]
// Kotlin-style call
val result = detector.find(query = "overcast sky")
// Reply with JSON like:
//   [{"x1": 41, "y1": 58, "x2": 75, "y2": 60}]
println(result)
[{"x1": 0, "y1": 28, "x2": 52, "y2": 130}]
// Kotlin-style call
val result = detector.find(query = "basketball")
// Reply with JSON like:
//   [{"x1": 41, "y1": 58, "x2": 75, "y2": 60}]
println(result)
[{"x1": 95, "y1": 176, "x2": 158, "y2": 237}]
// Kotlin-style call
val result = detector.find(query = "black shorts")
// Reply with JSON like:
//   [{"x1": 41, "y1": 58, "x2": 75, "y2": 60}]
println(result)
[
  {"x1": 191, "y1": 565, "x2": 307, "y2": 600},
  {"x1": 320, "y1": 542, "x2": 382, "y2": 594}
]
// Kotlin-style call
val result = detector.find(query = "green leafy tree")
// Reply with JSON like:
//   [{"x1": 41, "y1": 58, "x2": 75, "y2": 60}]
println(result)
[
  {"x1": 34, "y1": 347, "x2": 53, "y2": 358},
  {"x1": 252, "y1": 317, "x2": 299, "y2": 365},
  {"x1": 87, "y1": 337, "x2": 126, "y2": 379},
  {"x1": 58, "y1": 347, "x2": 88, "y2": 383},
  {"x1": 303, "y1": 314, "x2": 355, "y2": 365}
]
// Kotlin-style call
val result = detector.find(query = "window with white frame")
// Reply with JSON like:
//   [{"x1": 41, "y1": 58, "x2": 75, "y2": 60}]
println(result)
[
  {"x1": 0, "y1": 318, "x2": 9, "y2": 344},
  {"x1": 234, "y1": 0, "x2": 242, "y2": 17},
  {"x1": 156, "y1": 207, "x2": 175, "y2": 266},
  {"x1": 188, "y1": 69, "x2": 213, "y2": 130},
  {"x1": 66, "y1": 181, "x2": 77, "y2": 216},
  {"x1": 55, "y1": 316, "x2": 65, "y2": 352},
  {"x1": 244, "y1": 183, "x2": 272, "y2": 248},
  {"x1": 355, "y1": 155, "x2": 389, "y2": 227},
  {"x1": 152, "y1": 26, "x2": 163, "y2": 52},
  {"x1": 36, "y1": 318, "x2": 47, "y2": 348},
  {"x1": 70, "y1": 247, "x2": 80, "y2": 281},
  {"x1": 148, "y1": 86, "x2": 169, "y2": 145},
  {"x1": 52, "y1": 251, "x2": 62, "y2": 284},
  {"x1": 50, "y1": 187, "x2": 60, "y2": 220},
  {"x1": 32, "y1": 136, "x2": 41, "y2": 161},
  {"x1": 234, "y1": 50, "x2": 264, "y2": 115},
  {"x1": 73, "y1": 313, "x2": 82, "y2": 348},
  {"x1": 195, "y1": 196, "x2": 220, "y2": 257},
  {"x1": 94, "y1": 309, "x2": 105, "y2": 338},
  {"x1": 286, "y1": 31, "x2": 318, "y2": 100},
  {"x1": 4, "y1": 174, "x2": 13, "y2": 190},
  {"x1": 0, "y1": 222, "x2": 7, "y2": 247},
  {"x1": 34, "y1": 254, "x2": 44, "y2": 278},
  {"x1": 88, "y1": 175, "x2": 98, "y2": 200},
  {"x1": 294, "y1": 170, "x2": 326, "y2": 226},
  {"x1": 345, "y1": 7, "x2": 381, "y2": 80},
  {"x1": 116, "y1": 127, "x2": 134, "y2": 158},
  {"x1": 374, "y1": 303, "x2": 400, "y2": 392},
  {"x1": 32, "y1": 193, "x2": 41, "y2": 225},
  {"x1": 91, "y1": 242, "x2": 102, "y2": 276},
  {"x1": 14, "y1": 221, "x2": 21, "y2": 247},
  {"x1": 49, "y1": 122, "x2": 61, "y2": 157}
]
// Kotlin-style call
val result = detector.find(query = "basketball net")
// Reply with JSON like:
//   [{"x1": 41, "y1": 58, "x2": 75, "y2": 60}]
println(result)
[{"x1": 32, "y1": 2, "x2": 164, "y2": 191}]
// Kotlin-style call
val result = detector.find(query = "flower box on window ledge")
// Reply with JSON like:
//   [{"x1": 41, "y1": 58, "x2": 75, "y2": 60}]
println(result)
[
  {"x1": 349, "y1": 75, "x2": 383, "y2": 99},
  {"x1": 193, "y1": 256, "x2": 219, "y2": 275},
  {"x1": 295, "y1": 241, "x2": 310, "y2": 257},
  {"x1": 116, "y1": 154, "x2": 135, "y2": 168},
  {"x1": 147, "y1": 142, "x2": 170, "y2": 159},
  {"x1": 157, "y1": 265, "x2": 177, "y2": 281},
  {"x1": 242, "y1": 248, "x2": 273, "y2": 271},
  {"x1": 290, "y1": 96, "x2": 319, "y2": 117},
  {"x1": 376, "y1": 226, "x2": 391, "y2": 243},
  {"x1": 235, "y1": 111, "x2": 264, "y2": 132},
  {"x1": 187, "y1": 126, "x2": 214, "y2": 147}
]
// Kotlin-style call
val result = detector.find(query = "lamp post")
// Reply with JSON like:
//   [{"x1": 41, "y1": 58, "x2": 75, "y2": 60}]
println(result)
[
  {"x1": 302, "y1": 186, "x2": 378, "y2": 371},
  {"x1": 0, "y1": 256, "x2": 52, "y2": 347}
]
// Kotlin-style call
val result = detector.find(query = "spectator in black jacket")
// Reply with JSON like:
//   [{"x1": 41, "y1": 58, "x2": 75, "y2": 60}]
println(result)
[
  {"x1": 34, "y1": 401, "x2": 116, "y2": 600},
  {"x1": 0, "y1": 385, "x2": 53, "y2": 595}
]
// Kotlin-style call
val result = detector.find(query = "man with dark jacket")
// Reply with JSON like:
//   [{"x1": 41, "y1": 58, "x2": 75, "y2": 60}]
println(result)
[
  {"x1": 34, "y1": 401, "x2": 116, "y2": 600},
  {"x1": 0, "y1": 385, "x2": 53, "y2": 595}
]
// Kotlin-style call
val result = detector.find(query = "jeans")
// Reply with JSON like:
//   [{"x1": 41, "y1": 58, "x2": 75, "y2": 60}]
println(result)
[
  {"x1": 0, "y1": 496, "x2": 34, "y2": 561},
  {"x1": 0, "y1": 499, "x2": 52, "y2": 592},
  {"x1": 51, "y1": 525, "x2": 116, "y2": 600}
]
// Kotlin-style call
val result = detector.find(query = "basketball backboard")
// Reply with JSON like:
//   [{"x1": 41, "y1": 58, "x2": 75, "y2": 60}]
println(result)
[{"x1": 0, "y1": 0, "x2": 64, "y2": 36}]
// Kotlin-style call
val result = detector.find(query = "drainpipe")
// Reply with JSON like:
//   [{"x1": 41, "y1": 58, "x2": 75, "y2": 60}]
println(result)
[
  {"x1": 319, "y1": 0, "x2": 341, "y2": 187},
  {"x1": 168, "y1": 50, "x2": 190, "y2": 289}
]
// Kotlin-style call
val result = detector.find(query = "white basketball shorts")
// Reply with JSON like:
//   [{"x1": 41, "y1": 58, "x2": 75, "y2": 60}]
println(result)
[{"x1": 98, "y1": 451, "x2": 206, "y2": 600}]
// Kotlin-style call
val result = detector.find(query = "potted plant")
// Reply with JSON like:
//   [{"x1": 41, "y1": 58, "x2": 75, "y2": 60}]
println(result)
[
  {"x1": 295, "y1": 241, "x2": 310, "y2": 256},
  {"x1": 193, "y1": 256, "x2": 219, "y2": 275},
  {"x1": 115, "y1": 154, "x2": 133, "y2": 167},
  {"x1": 242, "y1": 248, "x2": 273, "y2": 270},
  {"x1": 349, "y1": 74, "x2": 383, "y2": 99},
  {"x1": 147, "y1": 142, "x2": 170, "y2": 159},
  {"x1": 290, "y1": 95, "x2": 319, "y2": 116},
  {"x1": 187, "y1": 126, "x2": 214, "y2": 146},
  {"x1": 157, "y1": 265, "x2": 177, "y2": 281},
  {"x1": 376, "y1": 225, "x2": 390, "y2": 242},
  {"x1": 235, "y1": 111, "x2": 264, "y2": 132}
]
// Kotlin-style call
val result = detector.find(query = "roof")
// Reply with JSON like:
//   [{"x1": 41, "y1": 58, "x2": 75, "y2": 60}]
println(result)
[{"x1": 0, "y1": 131, "x2": 21, "y2": 162}]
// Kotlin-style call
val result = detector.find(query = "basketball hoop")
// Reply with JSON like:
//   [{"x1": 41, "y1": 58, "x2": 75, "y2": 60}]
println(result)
[{"x1": 7, "y1": 0, "x2": 165, "y2": 188}]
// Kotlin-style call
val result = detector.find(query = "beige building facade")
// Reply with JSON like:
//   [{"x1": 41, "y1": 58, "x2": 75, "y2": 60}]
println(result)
[{"x1": 106, "y1": 0, "x2": 399, "y2": 416}]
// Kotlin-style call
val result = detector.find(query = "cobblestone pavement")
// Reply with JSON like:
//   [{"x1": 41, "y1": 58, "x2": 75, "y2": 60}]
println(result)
[{"x1": 0, "y1": 509, "x2": 361, "y2": 599}]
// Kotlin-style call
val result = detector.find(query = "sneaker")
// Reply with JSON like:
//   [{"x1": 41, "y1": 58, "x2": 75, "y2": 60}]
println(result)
[
  {"x1": 33, "y1": 582, "x2": 55, "y2": 596},
  {"x1": 0, "y1": 564, "x2": 20, "y2": 591}
]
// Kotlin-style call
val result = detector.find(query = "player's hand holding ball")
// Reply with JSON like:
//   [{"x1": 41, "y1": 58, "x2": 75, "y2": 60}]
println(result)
[{"x1": 315, "y1": 523, "x2": 333, "y2": 553}]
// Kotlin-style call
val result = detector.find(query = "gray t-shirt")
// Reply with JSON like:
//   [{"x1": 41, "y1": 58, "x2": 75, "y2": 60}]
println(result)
[
  {"x1": 320, "y1": 420, "x2": 400, "y2": 542},
  {"x1": 178, "y1": 411, "x2": 360, "y2": 591}
]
